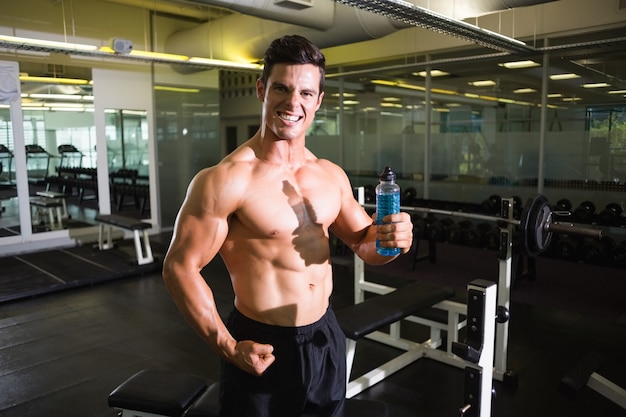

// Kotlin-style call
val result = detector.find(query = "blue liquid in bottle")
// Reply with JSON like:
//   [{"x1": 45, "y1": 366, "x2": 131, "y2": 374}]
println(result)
[{"x1": 376, "y1": 167, "x2": 401, "y2": 256}]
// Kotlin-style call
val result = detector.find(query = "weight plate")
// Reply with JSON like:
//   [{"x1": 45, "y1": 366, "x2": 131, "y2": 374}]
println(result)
[{"x1": 520, "y1": 194, "x2": 553, "y2": 256}]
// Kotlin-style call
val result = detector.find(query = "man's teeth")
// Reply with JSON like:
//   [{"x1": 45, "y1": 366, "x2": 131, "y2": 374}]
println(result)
[{"x1": 279, "y1": 113, "x2": 300, "y2": 122}]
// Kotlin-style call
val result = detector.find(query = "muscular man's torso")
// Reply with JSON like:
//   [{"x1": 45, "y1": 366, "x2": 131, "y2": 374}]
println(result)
[{"x1": 218, "y1": 149, "x2": 343, "y2": 327}]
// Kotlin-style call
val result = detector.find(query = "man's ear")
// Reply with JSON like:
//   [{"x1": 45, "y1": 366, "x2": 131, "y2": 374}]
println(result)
[
  {"x1": 315, "y1": 91, "x2": 324, "y2": 111},
  {"x1": 256, "y1": 78, "x2": 266, "y2": 101}
]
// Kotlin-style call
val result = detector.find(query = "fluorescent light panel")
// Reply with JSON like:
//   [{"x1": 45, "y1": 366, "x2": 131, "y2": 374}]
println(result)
[
  {"x1": 414, "y1": 70, "x2": 450, "y2": 77},
  {"x1": 499, "y1": 60, "x2": 540, "y2": 69},
  {"x1": 1, "y1": 34, "x2": 261, "y2": 71},
  {"x1": 514, "y1": 88, "x2": 537, "y2": 93},
  {"x1": 19, "y1": 75, "x2": 90, "y2": 85},
  {"x1": 549, "y1": 73, "x2": 580, "y2": 80},
  {"x1": 0, "y1": 34, "x2": 97, "y2": 51},
  {"x1": 582, "y1": 82, "x2": 611, "y2": 88},
  {"x1": 468, "y1": 80, "x2": 496, "y2": 87}
]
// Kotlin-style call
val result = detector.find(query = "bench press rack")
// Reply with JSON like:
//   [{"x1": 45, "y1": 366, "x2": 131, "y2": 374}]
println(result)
[{"x1": 341, "y1": 188, "x2": 519, "y2": 400}]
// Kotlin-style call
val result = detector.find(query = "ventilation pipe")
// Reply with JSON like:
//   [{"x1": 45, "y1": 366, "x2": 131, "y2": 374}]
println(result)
[
  {"x1": 166, "y1": 0, "x2": 558, "y2": 63},
  {"x1": 165, "y1": 1, "x2": 410, "y2": 63}
]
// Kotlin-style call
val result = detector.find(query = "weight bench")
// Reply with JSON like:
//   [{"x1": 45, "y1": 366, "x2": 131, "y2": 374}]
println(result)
[
  {"x1": 36, "y1": 190, "x2": 70, "y2": 219},
  {"x1": 95, "y1": 214, "x2": 154, "y2": 265},
  {"x1": 30, "y1": 196, "x2": 64, "y2": 230},
  {"x1": 560, "y1": 351, "x2": 626, "y2": 410},
  {"x1": 335, "y1": 280, "x2": 455, "y2": 398},
  {"x1": 109, "y1": 369, "x2": 389, "y2": 417}
]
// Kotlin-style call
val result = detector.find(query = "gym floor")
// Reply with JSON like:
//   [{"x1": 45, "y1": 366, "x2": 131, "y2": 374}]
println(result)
[{"x1": 0, "y1": 232, "x2": 624, "y2": 417}]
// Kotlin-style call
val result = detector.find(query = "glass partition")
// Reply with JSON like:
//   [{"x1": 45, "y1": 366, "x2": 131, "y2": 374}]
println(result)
[
  {"x1": 0, "y1": 106, "x2": 19, "y2": 237},
  {"x1": 105, "y1": 109, "x2": 150, "y2": 218},
  {"x1": 155, "y1": 87, "x2": 220, "y2": 226},
  {"x1": 312, "y1": 45, "x2": 626, "y2": 258},
  {"x1": 19, "y1": 65, "x2": 96, "y2": 233}
]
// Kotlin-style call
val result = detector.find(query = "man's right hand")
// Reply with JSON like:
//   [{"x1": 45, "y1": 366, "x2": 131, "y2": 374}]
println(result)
[{"x1": 232, "y1": 340, "x2": 275, "y2": 376}]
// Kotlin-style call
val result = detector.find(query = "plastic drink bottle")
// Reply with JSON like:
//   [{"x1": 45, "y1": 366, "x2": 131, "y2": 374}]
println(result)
[{"x1": 376, "y1": 166, "x2": 401, "y2": 256}]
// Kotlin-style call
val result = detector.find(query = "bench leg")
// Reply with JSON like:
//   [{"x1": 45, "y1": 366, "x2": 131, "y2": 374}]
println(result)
[
  {"x1": 133, "y1": 229, "x2": 154, "y2": 265},
  {"x1": 53, "y1": 206, "x2": 63, "y2": 230},
  {"x1": 346, "y1": 338, "x2": 357, "y2": 389},
  {"x1": 60, "y1": 198, "x2": 69, "y2": 219},
  {"x1": 98, "y1": 224, "x2": 114, "y2": 250}
]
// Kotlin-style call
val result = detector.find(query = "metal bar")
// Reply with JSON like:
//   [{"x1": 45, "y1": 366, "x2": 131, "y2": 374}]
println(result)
[
  {"x1": 545, "y1": 222, "x2": 602, "y2": 239},
  {"x1": 364, "y1": 202, "x2": 510, "y2": 224},
  {"x1": 362, "y1": 202, "x2": 602, "y2": 240}
]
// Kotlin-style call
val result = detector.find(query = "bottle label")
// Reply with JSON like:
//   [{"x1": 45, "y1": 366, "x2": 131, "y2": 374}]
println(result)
[{"x1": 376, "y1": 193, "x2": 401, "y2": 256}]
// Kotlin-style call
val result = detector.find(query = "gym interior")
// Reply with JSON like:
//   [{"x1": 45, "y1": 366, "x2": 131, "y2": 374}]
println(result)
[{"x1": 0, "y1": 1, "x2": 625, "y2": 416}]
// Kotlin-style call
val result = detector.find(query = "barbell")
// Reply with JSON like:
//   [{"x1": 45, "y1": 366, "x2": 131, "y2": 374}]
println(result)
[{"x1": 365, "y1": 193, "x2": 602, "y2": 256}]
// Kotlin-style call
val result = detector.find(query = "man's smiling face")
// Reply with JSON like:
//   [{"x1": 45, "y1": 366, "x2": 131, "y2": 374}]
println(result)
[{"x1": 257, "y1": 63, "x2": 324, "y2": 142}]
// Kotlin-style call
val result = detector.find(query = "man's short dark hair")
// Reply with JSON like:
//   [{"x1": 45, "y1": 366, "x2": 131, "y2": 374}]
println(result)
[{"x1": 261, "y1": 35, "x2": 326, "y2": 94}]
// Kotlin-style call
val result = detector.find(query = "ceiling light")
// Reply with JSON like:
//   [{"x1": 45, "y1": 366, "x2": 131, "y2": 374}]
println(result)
[
  {"x1": 188, "y1": 57, "x2": 262, "y2": 70},
  {"x1": 52, "y1": 107, "x2": 86, "y2": 112},
  {"x1": 608, "y1": 90, "x2": 626, "y2": 94},
  {"x1": 0, "y1": 34, "x2": 97, "y2": 51},
  {"x1": 414, "y1": 70, "x2": 450, "y2": 77},
  {"x1": 380, "y1": 102, "x2": 402, "y2": 108},
  {"x1": 343, "y1": 100, "x2": 360, "y2": 105},
  {"x1": 154, "y1": 86, "x2": 200, "y2": 93},
  {"x1": 0, "y1": 34, "x2": 260, "y2": 71},
  {"x1": 371, "y1": 79, "x2": 425, "y2": 91},
  {"x1": 468, "y1": 80, "x2": 496, "y2": 87},
  {"x1": 28, "y1": 93, "x2": 86, "y2": 100},
  {"x1": 47, "y1": 102, "x2": 86, "y2": 108},
  {"x1": 582, "y1": 82, "x2": 611, "y2": 88},
  {"x1": 547, "y1": 93, "x2": 563, "y2": 98},
  {"x1": 130, "y1": 50, "x2": 189, "y2": 62},
  {"x1": 499, "y1": 60, "x2": 540, "y2": 69},
  {"x1": 562, "y1": 97, "x2": 583, "y2": 102},
  {"x1": 514, "y1": 88, "x2": 537, "y2": 93},
  {"x1": 19, "y1": 75, "x2": 91, "y2": 85},
  {"x1": 549, "y1": 73, "x2": 580, "y2": 80}
]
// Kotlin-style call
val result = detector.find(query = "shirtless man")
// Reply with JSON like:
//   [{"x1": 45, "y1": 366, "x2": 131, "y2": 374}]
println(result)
[{"x1": 162, "y1": 35, "x2": 413, "y2": 417}]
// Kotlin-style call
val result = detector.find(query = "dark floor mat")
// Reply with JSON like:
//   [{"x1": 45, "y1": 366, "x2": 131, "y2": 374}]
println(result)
[
  {"x1": 0, "y1": 239, "x2": 162, "y2": 304},
  {"x1": 0, "y1": 227, "x2": 19, "y2": 238},
  {"x1": 0, "y1": 256, "x2": 66, "y2": 302}
]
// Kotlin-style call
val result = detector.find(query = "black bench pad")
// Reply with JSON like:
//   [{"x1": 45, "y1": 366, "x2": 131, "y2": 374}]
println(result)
[
  {"x1": 108, "y1": 369, "x2": 208, "y2": 417},
  {"x1": 186, "y1": 382, "x2": 220, "y2": 417},
  {"x1": 185, "y1": 383, "x2": 388, "y2": 417},
  {"x1": 560, "y1": 351, "x2": 605, "y2": 394},
  {"x1": 336, "y1": 281, "x2": 454, "y2": 340},
  {"x1": 29, "y1": 197, "x2": 62, "y2": 207},
  {"x1": 96, "y1": 213, "x2": 151, "y2": 230}
]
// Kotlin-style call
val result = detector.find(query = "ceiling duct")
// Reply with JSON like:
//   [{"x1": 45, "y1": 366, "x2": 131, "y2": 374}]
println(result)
[
  {"x1": 167, "y1": 0, "x2": 557, "y2": 64},
  {"x1": 334, "y1": 0, "x2": 538, "y2": 53},
  {"x1": 165, "y1": 1, "x2": 411, "y2": 63}
]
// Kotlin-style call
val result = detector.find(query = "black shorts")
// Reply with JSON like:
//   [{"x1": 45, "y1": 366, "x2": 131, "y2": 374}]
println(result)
[{"x1": 219, "y1": 307, "x2": 346, "y2": 417}]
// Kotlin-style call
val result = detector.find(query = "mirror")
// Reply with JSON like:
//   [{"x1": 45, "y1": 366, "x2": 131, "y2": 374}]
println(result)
[
  {"x1": 0, "y1": 106, "x2": 19, "y2": 237},
  {"x1": 105, "y1": 109, "x2": 150, "y2": 219},
  {"x1": 18, "y1": 63, "x2": 97, "y2": 233}
]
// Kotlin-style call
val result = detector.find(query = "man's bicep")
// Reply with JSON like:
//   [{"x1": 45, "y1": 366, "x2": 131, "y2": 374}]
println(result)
[
  {"x1": 173, "y1": 191, "x2": 233, "y2": 267},
  {"x1": 331, "y1": 191, "x2": 374, "y2": 248}
]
